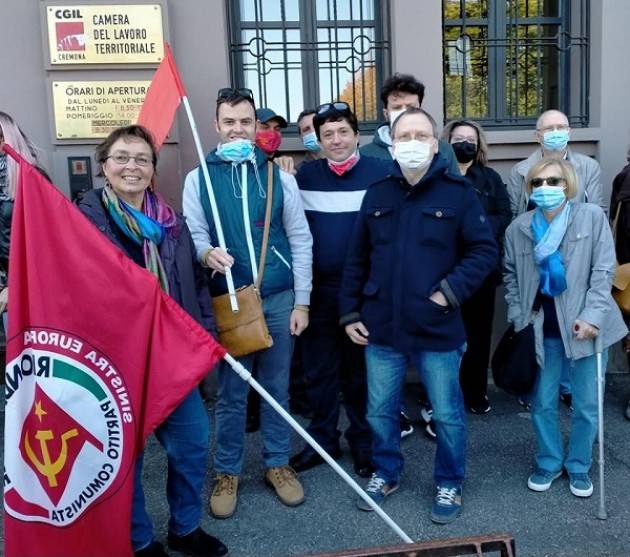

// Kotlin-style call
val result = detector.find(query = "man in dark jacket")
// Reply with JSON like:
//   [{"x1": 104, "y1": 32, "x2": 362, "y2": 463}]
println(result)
[
  {"x1": 360, "y1": 73, "x2": 459, "y2": 175},
  {"x1": 340, "y1": 107, "x2": 497, "y2": 524},
  {"x1": 290, "y1": 102, "x2": 389, "y2": 477}
]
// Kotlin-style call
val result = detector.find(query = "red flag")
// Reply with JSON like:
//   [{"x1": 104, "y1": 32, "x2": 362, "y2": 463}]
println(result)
[
  {"x1": 136, "y1": 43, "x2": 186, "y2": 149},
  {"x1": 3, "y1": 145, "x2": 225, "y2": 557}
]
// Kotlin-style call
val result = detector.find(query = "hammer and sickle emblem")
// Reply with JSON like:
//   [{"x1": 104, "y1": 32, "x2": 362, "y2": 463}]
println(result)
[{"x1": 24, "y1": 428, "x2": 80, "y2": 487}]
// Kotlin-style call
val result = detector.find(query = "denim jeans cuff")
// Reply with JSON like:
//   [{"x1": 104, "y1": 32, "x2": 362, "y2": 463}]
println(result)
[{"x1": 435, "y1": 479, "x2": 463, "y2": 489}]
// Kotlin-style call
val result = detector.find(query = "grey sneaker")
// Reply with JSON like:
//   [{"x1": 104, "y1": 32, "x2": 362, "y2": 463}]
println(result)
[
  {"x1": 527, "y1": 469, "x2": 563, "y2": 492},
  {"x1": 356, "y1": 474, "x2": 399, "y2": 511},
  {"x1": 568, "y1": 473, "x2": 593, "y2": 497}
]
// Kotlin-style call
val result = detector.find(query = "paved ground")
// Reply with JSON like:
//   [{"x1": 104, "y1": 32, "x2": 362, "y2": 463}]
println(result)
[{"x1": 2, "y1": 374, "x2": 629, "y2": 557}]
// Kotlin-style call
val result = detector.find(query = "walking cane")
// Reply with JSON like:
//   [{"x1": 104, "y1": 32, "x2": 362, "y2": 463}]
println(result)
[{"x1": 595, "y1": 334, "x2": 607, "y2": 520}]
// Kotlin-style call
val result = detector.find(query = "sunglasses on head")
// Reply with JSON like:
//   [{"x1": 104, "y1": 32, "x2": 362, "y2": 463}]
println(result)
[
  {"x1": 316, "y1": 101, "x2": 351, "y2": 117},
  {"x1": 217, "y1": 87, "x2": 255, "y2": 102},
  {"x1": 529, "y1": 176, "x2": 565, "y2": 188}
]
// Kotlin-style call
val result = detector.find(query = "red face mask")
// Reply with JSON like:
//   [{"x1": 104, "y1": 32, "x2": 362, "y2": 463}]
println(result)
[
  {"x1": 255, "y1": 130, "x2": 282, "y2": 155},
  {"x1": 327, "y1": 152, "x2": 359, "y2": 176}
]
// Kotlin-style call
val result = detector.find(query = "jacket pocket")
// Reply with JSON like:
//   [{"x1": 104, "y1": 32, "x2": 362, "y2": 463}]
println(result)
[
  {"x1": 271, "y1": 245, "x2": 291, "y2": 269},
  {"x1": 419, "y1": 206, "x2": 456, "y2": 247},
  {"x1": 366, "y1": 206, "x2": 394, "y2": 245},
  {"x1": 563, "y1": 229, "x2": 591, "y2": 260}
]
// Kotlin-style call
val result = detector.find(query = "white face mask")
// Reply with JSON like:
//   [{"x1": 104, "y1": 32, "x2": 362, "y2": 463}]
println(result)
[
  {"x1": 388, "y1": 109, "x2": 405, "y2": 125},
  {"x1": 393, "y1": 140, "x2": 433, "y2": 170}
]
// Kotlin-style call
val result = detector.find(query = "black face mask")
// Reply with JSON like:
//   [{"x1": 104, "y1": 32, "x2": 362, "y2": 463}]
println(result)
[{"x1": 452, "y1": 141, "x2": 477, "y2": 164}]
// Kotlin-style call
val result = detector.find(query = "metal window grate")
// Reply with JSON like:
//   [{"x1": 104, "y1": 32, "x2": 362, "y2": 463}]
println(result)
[
  {"x1": 227, "y1": 0, "x2": 391, "y2": 131},
  {"x1": 442, "y1": 0, "x2": 589, "y2": 128}
]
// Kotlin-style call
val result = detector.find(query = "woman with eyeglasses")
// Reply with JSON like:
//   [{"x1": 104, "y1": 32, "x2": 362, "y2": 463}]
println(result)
[
  {"x1": 440, "y1": 120, "x2": 510, "y2": 414},
  {"x1": 78, "y1": 125, "x2": 227, "y2": 557},
  {"x1": 0, "y1": 112, "x2": 48, "y2": 332},
  {"x1": 503, "y1": 158, "x2": 626, "y2": 498}
]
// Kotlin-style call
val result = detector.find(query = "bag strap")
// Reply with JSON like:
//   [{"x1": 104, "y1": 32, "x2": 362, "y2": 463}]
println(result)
[{"x1": 255, "y1": 162, "x2": 274, "y2": 289}]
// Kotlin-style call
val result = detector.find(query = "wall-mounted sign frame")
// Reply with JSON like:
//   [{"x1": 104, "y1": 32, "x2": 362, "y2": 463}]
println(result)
[
  {"x1": 51, "y1": 80, "x2": 151, "y2": 139},
  {"x1": 44, "y1": 2, "x2": 165, "y2": 66}
]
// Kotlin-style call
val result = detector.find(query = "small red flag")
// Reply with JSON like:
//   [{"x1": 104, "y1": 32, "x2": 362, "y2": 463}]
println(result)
[
  {"x1": 137, "y1": 43, "x2": 186, "y2": 150},
  {"x1": 3, "y1": 145, "x2": 225, "y2": 557}
]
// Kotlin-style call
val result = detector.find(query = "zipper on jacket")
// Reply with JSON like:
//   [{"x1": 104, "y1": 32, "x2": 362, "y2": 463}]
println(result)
[
  {"x1": 555, "y1": 293, "x2": 575, "y2": 360},
  {"x1": 271, "y1": 245, "x2": 291, "y2": 269}
]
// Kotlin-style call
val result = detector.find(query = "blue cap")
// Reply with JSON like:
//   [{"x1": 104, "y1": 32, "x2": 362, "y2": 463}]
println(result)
[{"x1": 256, "y1": 108, "x2": 288, "y2": 128}]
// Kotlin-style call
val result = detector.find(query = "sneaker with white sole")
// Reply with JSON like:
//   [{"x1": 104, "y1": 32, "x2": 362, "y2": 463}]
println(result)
[
  {"x1": 430, "y1": 485, "x2": 462, "y2": 524},
  {"x1": 527, "y1": 469, "x2": 562, "y2": 492},
  {"x1": 419, "y1": 402, "x2": 437, "y2": 439},
  {"x1": 568, "y1": 473, "x2": 593, "y2": 497},
  {"x1": 356, "y1": 473, "x2": 399, "y2": 511},
  {"x1": 400, "y1": 412, "x2": 414, "y2": 439}
]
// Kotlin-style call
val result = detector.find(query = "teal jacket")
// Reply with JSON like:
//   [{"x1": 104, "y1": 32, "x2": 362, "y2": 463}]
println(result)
[{"x1": 197, "y1": 148, "x2": 294, "y2": 298}]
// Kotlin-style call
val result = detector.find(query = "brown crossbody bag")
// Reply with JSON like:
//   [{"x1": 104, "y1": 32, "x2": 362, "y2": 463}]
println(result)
[{"x1": 211, "y1": 162, "x2": 274, "y2": 357}]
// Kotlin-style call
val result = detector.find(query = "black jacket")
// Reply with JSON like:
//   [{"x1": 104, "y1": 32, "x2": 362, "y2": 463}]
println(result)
[
  {"x1": 463, "y1": 163, "x2": 511, "y2": 283},
  {"x1": 78, "y1": 188, "x2": 216, "y2": 335}
]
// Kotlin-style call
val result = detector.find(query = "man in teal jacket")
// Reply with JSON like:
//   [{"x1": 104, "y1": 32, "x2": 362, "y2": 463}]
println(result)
[{"x1": 183, "y1": 88, "x2": 313, "y2": 520}]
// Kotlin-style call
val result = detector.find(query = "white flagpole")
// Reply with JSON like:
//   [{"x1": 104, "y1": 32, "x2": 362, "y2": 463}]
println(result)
[
  {"x1": 222, "y1": 352, "x2": 415, "y2": 544},
  {"x1": 181, "y1": 95, "x2": 239, "y2": 312}
]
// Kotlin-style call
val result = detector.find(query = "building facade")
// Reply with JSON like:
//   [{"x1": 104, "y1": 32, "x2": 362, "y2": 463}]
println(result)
[{"x1": 1, "y1": 0, "x2": 629, "y2": 209}]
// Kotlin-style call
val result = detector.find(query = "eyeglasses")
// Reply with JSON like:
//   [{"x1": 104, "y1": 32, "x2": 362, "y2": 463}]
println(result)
[
  {"x1": 529, "y1": 176, "x2": 565, "y2": 188},
  {"x1": 217, "y1": 87, "x2": 255, "y2": 102},
  {"x1": 316, "y1": 102, "x2": 352, "y2": 117},
  {"x1": 106, "y1": 153, "x2": 153, "y2": 167},
  {"x1": 537, "y1": 125, "x2": 569, "y2": 133}
]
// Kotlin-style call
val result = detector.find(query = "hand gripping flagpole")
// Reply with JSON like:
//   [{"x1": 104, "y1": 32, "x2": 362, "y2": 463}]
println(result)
[
  {"x1": 181, "y1": 96, "x2": 239, "y2": 312},
  {"x1": 595, "y1": 334, "x2": 607, "y2": 520},
  {"x1": 223, "y1": 352, "x2": 414, "y2": 544},
  {"x1": 161, "y1": 45, "x2": 411, "y2": 543}
]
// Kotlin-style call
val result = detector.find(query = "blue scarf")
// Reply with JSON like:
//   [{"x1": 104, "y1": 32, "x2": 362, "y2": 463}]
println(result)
[{"x1": 531, "y1": 202, "x2": 571, "y2": 297}]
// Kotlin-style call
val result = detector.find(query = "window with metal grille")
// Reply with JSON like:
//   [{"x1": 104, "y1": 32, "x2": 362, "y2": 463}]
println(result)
[
  {"x1": 442, "y1": 0, "x2": 589, "y2": 128},
  {"x1": 227, "y1": 0, "x2": 391, "y2": 131}
]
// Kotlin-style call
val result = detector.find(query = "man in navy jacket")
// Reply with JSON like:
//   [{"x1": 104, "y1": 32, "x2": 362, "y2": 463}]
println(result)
[
  {"x1": 290, "y1": 102, "x2": 389, "y2": 477},
  {"x1": 340, "y1": 107, "x2": 497, "y2": 524}
]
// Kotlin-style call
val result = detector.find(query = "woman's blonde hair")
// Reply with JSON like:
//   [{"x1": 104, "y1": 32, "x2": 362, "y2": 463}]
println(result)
[
  {"x1": 440, "y1": 119, "x2": 489, "y2": 166},
  {"x1": 525, "y1": 158, "x2": 578, "y2": 199},
  {"x1": 0, "y1": 112, "x2": 42, "y2": 200}
]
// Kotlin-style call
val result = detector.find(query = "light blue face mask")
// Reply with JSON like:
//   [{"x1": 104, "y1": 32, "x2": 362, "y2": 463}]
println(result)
[
  {"x1": 530, "y1": 184, "x2": 566, "y2": 211},
  {"x1": 302, "y1": 131, "x2": 321, "y2": 152},
  {"x1": 542, "y1": 129, "x2": 569, "y2": 151},
  {"x1": 217, "y1": 139, "x2": 255, "y2": 163}
]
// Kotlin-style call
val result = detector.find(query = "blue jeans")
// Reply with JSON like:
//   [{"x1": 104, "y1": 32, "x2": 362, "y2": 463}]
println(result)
[
  {"x1": 365, "y1": 343, "x2": 467, "y2": 487},
  {"x1": 132, "y1": 388, "x2": 210, "y2": 551},
  {"x1": 531, "y1": 337, "x2": 606, "y2": 474},
  {"x1": 214, "y1": 289, "x2": 294, "y2": 474}
]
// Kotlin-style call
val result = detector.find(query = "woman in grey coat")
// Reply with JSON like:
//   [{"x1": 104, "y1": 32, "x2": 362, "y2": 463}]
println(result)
[{"x1": 504, "y1": 159, "x2": 627, "y2": 499}]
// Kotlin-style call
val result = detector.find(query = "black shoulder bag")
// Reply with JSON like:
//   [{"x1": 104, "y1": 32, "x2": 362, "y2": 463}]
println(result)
[{"x1": 491, "y1": 295, "x2": 542, "y2": 396}]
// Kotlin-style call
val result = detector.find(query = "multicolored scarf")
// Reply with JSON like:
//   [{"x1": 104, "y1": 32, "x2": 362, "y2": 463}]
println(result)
[
  {"x1": 531, "y1": 202, "x2": 571, "y2": 297},
  {"x1": 102, "y1": 186, "x2": 177, "y2": 293}
]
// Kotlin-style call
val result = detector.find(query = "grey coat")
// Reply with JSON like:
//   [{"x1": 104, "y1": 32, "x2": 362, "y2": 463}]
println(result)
[
  {"x1": 506, "y1": 149, "x2": 604, "y2": 220},
  {"x1": 503, "y1": 202, "x2": 627, "y2": 366}
]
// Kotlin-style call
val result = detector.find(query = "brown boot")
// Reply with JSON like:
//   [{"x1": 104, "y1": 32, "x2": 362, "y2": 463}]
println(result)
[
  {"x1": 209, "y1": 474, "x2": 239, "y2": 518},
  {"x1": 264, "y1": 466, "x2": 305, "y2": 506}
]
